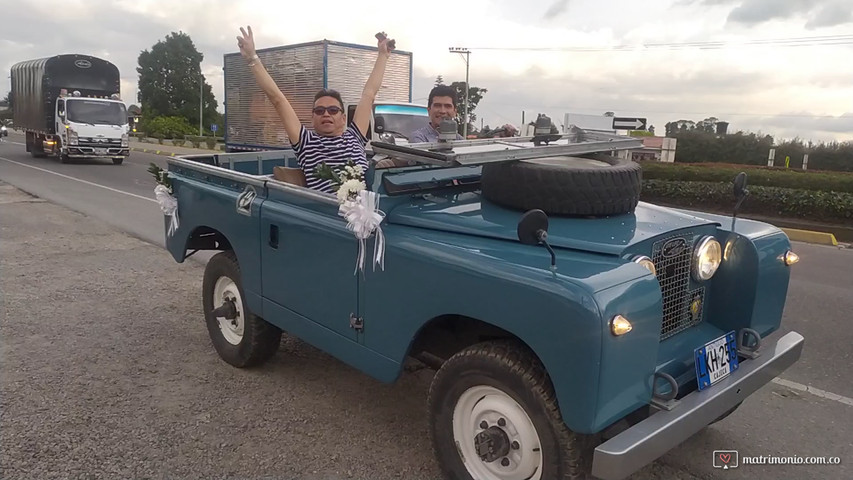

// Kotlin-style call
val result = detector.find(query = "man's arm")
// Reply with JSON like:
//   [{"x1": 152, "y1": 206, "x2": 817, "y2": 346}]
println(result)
[
  {"x1": 237, "y1": 26, "x2": 301, "y2": 144},
  {"x1": 353, "y1": 33, "x2": 394, "y2": 138}
]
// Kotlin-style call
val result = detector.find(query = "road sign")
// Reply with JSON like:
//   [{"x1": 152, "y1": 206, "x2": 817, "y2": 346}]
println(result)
[
  {"x1": 211, "y1": 124, "x2": 218, "y2": 133},
  {"x1": 612, "y1": 117, "x2": 647, "y2": 130}
]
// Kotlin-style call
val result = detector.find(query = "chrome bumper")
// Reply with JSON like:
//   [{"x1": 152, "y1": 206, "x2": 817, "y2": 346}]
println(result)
[{"x1": 591, "y1": 331, "x2": 805, "y2": 480}]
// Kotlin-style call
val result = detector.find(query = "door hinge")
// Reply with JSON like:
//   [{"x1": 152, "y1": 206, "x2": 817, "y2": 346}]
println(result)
[{"x1": 349, "y1": 313, "x2": 364, "y2": 332}]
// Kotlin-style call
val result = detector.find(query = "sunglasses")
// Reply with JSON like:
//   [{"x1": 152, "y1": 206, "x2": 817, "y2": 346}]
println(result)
[{"x1": 312, "y1": 106, "x2": 342, "y2": 116}]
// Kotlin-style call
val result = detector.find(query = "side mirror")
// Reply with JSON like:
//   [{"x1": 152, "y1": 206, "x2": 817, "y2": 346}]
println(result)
[
  {"x1": 518, "y1": 209, "x2": 549, "y2": 245},
  {"x1": 733, "y1": 172, "x2": 748, "y2": 199},
  {"x1": 731, "y1": 172, "x2": 749, "y2": 229},
  {"x1": 518, "y1": 209, "x2": 557, "y2": 270},
  {"x1": 374, "y1": 116, "x2": 385, "y2": 134}
]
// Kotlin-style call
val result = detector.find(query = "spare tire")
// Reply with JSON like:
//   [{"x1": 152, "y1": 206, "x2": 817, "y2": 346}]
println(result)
[{"x1": 480, "y1": 153, "x2": 642, "y2": 216}]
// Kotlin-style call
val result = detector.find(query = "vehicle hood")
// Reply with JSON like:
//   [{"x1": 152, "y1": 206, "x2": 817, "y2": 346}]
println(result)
[{"x1": 385, "y1": 192, "x2": 721, "y2": 256}]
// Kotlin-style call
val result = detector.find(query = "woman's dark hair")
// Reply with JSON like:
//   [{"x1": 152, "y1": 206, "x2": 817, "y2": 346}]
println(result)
[
  {"x1": 314, "y1": 89, "x2": 344, "y2": 109},
  {"x1": 428, "y1": 85, "x2": 458, "y2": 108}
]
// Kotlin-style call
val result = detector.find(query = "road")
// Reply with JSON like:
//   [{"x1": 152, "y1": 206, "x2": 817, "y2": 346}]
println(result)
[{"x1": 1, "y1": 129, "x2": 850, "y2": 479}]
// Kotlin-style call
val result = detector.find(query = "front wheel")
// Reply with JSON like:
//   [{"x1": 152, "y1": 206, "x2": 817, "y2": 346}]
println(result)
[
  {"x1": 428, "y1": 340, "x2": 588, "y2": 480},
  {"x1": 202, "y1": 251, "x2": 282, "y2": 367}
]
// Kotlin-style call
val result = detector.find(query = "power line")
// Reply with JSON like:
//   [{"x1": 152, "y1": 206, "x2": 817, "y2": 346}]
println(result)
[
  {"x1": 479, "y1": 101, "x2": 851, "y2": 119},
  {"x1": 468, "y1": 34, "x2": 853, "y2": 52}
]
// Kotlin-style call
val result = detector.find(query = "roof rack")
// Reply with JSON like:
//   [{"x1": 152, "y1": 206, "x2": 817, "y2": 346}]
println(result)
[{"x1": 371, "y1": 128, "x2": 644, "y2": 167}]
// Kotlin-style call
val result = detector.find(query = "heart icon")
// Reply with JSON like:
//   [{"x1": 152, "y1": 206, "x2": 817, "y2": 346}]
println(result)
[{"x1": 719, "y1": 453, "x2": 731, "y2": 464}]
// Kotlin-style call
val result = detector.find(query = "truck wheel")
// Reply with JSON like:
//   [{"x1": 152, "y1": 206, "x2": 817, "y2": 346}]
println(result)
[
  {"x1": 60, "y1": 154, "x2": 70, "y2": 164},
  {"x1": 480, "y1": 153, "x2": 642, "y2": 216},
  {"x1": 112, "y1": 158, "x2": 124, "y2": 165},
  {"x1": 428, "y1": 340, "x2": 588, "y2": 480},
  {"x1": 202, "y1": 251, "x2": 282, "y2": 368}
]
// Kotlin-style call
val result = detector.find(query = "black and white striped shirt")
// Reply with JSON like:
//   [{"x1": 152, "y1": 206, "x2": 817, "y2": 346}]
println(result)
[{"x1": 292, "y1": 125, "x2": 369, "y2": 194}]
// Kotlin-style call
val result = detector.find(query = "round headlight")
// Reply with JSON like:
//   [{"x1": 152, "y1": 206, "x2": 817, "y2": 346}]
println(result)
[
  {"x1": 633, "y1": 255, "x2": 656, "y2": 277},
  {"x1": 693, "y1": 236, "x2": 722, "y2": 281}
]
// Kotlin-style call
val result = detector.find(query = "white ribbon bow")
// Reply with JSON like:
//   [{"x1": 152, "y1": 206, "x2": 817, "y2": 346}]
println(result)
[
  {"x1": 154, "y1": 184, "x2": 179, "y2": 237},
  {"x1": 338, "y1": 190, "x2": 386, "y2": 275}
]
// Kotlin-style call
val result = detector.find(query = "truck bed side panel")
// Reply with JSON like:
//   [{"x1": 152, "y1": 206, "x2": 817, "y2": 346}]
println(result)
[{"x1": 325, "y1": 43, "x2": 412, "y2": 104}]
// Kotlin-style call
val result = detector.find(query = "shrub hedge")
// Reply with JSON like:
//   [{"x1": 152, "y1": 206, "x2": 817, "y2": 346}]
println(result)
[
  {"x1": 640, "y1": 180, "x2": 853, "y2": 223},
  {"x1": 639, "y1": 161, "x2": 853, "y2": 194}
]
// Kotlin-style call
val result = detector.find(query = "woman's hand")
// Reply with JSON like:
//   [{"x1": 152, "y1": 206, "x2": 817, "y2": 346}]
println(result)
[
  {"x1": 236, "y1": 26, "x2": 257, "y2": 60},
  {"x1": 375, "y1": 32, "x2": 396, "y2": 58}
]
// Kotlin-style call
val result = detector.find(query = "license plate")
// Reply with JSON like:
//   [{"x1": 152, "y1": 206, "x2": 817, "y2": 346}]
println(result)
[
  {"x1": 94, "y1": 148, "x2": 107, "y2": 155},
  {"x1": 695, "y1": 331, "x2": 739, "y2": 391}
]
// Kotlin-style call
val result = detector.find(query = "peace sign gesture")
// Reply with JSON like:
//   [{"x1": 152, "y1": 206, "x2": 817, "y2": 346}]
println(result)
[{"x1": 236, "y1": 26, "x2": 257, "y2": 60}]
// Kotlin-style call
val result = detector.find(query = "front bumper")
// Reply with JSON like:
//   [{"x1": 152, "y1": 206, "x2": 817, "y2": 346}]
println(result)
[
  {"x1": 66, "y1": 146, "x2": 129, "y2": 157},
  {"x1": 591, "y1": 330, "x2": 804, "y2": 480}
]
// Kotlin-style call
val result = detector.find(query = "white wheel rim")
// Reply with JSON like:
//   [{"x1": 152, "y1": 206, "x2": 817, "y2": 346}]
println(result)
[
  {"x1": 213, "y1": 276, "x2": 244, "y2": 345},
  {"x1": 452, "y1": 385, "x2": 543, "y2": 480}
]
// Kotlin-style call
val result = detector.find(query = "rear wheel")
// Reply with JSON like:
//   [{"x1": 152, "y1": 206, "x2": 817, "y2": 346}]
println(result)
[
  {"x1": 428, "y1": 340, "x2": 588, "y2": 480},
  {"x1": 202, "y1": 251, "x2": 281, "y2": 367}
]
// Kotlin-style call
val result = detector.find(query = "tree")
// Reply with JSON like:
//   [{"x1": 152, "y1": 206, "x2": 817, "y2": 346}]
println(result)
[{"x1": 137, "y1": 31, "x2": 218, "y2": 134}]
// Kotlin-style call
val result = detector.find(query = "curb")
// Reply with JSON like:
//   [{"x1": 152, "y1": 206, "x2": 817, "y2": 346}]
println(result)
[
  {"x1": 130, "y1": 146, "x2": 219, "y2": 157},
  {"x1": 781, "y1": 228, "x2": 839, "y2": 246}
]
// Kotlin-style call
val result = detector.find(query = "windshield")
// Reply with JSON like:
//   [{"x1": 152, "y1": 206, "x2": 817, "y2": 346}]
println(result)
[
  {"x1": 66, "y1": 99, "x2": 128, "y2": 126},
  {"x1": 374, "y1": 104, "x2": 429, "y2": 141}
]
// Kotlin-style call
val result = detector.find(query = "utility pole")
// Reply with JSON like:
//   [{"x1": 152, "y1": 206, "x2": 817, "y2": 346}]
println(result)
[
  {"x1": 448, "y1": 47, "x2": 470, "y2": 138},
  {"x1": 199, "y1": 71, "x2": 203, "y2": 136}
]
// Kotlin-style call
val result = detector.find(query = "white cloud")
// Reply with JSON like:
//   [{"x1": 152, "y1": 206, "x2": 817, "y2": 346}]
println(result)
[{"x1": 1, "y1": 0, "x2": 851, "y2": 142}]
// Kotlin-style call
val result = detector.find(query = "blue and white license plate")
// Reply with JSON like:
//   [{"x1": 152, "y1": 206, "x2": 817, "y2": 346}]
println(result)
[{"x1": 695, "y1": 331, "x2": 739, "y2": 391}]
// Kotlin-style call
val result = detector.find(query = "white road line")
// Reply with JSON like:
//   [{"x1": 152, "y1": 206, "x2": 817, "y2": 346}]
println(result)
[
  {"x1": 772, "y1": 377, "x2": 853, "y2": 407},
  {"x1": 0, "y1": 155, "x2": 157, "y2": 204}
]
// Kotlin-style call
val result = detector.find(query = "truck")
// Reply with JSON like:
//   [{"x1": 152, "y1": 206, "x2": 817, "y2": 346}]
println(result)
[
  {"x1": 222, "y1": 39, "x2": 428, "y2": 152},
  {"x1": 156, "y1": 128, "x2": 804, "y2": 480},
  {"x1": 10, "y1": 54, "x2": 130, "y2": 164}
]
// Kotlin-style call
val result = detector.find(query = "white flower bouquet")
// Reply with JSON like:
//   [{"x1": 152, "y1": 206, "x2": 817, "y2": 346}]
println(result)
[
  {"x1": 314, "y1": 160, "x2": 367, "y2": 203},
  {"x1": 315, "y1": 160, "x2": 386, "y2": 274}
]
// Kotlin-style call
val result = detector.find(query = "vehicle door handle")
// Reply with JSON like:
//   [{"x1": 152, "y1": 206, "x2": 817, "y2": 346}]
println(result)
[{"x1": 269, "y1": 225, "x2": 279, "y2": 249}]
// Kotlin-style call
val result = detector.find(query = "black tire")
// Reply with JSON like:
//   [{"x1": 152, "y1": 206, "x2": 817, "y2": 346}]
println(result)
[
  {"x1": 428, "y1": 340, "x2": 589, "y2": 480},
  {"x1": 202, "y1": 251, "x2": 281, "y2": 368},
  {"x1": 60, "y1": 154, "x2": 70, "y2": 164},
  {"x1": 112, "y1": 158, "x2": 124, "y2": 165},
  {"x1": 480, "y1": 153, "x2": 642, "y2": 216}
]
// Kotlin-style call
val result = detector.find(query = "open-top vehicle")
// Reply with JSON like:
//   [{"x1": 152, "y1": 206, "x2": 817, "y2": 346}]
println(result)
[{"x1": 158, "y1": 124, "x2": 804, "y2": 480}]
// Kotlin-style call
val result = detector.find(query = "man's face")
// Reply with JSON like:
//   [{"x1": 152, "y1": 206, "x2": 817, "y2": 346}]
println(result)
[
  {"x1": 312, "y1": 96, "x2": 346, "y2": 136},
  {"x1": 428, "y1": 96, "x2": 457, "y2": 128}
]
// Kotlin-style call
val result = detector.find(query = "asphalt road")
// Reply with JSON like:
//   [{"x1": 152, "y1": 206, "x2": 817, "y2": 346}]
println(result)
[{"x1": 1, "y1": 129, "x2": 850, "y2": 479}]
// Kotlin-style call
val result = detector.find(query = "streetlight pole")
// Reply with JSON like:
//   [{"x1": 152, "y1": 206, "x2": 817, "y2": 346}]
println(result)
[
  {"x1": 448, "y1": 47, "x2": 470, "y2": 138},
  {"x1": 199, "y1": 71, "x2": 203, "y2": 136}
]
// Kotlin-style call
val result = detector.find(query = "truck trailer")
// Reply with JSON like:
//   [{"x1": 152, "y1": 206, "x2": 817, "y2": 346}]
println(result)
[
  {"x1": 11, "y1": 54, "x2": 130, "y2": 164},
  {"x1": 223, "y1": 40, "x2": 428, "y2": 152}
]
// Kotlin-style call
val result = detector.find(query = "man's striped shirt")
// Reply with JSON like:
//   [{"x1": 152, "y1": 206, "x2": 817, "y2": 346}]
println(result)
[{"x1": 292, "y1": 125, "x2": 369, "y2": 194}]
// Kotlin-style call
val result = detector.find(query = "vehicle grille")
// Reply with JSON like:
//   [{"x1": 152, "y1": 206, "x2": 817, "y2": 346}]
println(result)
[
  {"x1": 78, "y1": 137, "x2": 121, "y2": 148},
  {"x1": 652, "y1": 232, "x2": 706, "y2": 340}
]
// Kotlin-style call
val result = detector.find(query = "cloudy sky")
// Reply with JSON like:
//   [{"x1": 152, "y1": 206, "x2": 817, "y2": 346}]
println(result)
[{"x1": 3, "y1": 0, "x2": 852, "y2": 142}]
